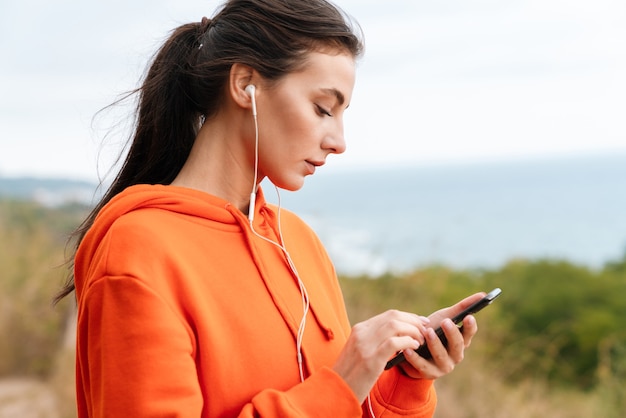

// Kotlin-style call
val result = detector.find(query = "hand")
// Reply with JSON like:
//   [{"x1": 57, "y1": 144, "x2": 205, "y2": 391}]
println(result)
[
  {"x1": 332, "y1": 310, "x2": 430, "y2": 403},
  {"x1": 398, "y1": 292, "x2": 484, "y2": 379}
]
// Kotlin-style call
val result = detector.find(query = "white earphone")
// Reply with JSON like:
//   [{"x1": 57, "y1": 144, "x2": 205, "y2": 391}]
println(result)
[
  {"x1": 243, "y1": 82, "x2": 311, "y2": 384},
  {"x1": 245, "y1": 84, "x2": 257, "y2": 116},
  {"x1": 244, "y1": 83, "x2": 375, "y2": 417},
  {"x1": 246, "y1": 84, "x2": 259, "y2": 223}
]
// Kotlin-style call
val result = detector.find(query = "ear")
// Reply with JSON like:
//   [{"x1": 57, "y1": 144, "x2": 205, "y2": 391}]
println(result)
[{"x1": 229, "y1": 63, "x2": 257, "y2": 112}]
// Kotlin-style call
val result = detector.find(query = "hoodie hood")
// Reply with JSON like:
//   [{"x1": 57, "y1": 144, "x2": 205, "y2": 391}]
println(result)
[
  {"x1": 75, "y1": 184, "x2": 269, "y2": 292},
  {"x1": 74, "y1": 183, "x2": 348, "y2": 379}
]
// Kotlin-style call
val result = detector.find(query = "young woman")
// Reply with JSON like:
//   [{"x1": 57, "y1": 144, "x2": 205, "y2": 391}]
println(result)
[{"x1": 57, "y1": 0, "x2": 484, "y2": 416}]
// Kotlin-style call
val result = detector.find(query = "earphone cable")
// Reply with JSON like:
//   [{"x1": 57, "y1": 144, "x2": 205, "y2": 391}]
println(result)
[
  {"x1": 246, "y1": 94, "x2": 310, "y2": 383},
  {"x1": 244, "y1": 86, "x2": 375, "y2": 416}
]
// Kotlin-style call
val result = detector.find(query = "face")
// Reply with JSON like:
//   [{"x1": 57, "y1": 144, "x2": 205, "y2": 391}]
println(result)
[{"x1": 254, "y1": 50, "x2": 356, "y2": 191}]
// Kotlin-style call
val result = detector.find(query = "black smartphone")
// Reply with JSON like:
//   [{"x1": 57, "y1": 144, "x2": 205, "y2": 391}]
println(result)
[{"x1": 384, "y1": 288, "x2": 502, "y2": 370}]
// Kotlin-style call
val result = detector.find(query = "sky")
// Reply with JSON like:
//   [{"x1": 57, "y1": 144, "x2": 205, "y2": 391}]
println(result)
[{"x1": 1, "y1": 0, "x2": 625, "y2": 181}]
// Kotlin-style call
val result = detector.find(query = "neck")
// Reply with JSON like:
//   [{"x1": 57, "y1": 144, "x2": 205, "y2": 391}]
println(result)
[{"x1": 171, "y1": 116, "x2": 259, "y2": 214}]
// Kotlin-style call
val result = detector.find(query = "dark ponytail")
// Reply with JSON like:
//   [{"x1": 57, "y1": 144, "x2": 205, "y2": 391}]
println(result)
[
  {"x1": 55, "y1": 0, "x2": 363, "y2": 303},
  {"x1": 127, "y1": 23, "x2": 204, "y2": 186}
]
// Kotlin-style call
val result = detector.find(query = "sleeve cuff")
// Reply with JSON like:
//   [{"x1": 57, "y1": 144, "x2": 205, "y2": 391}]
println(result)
[
  {"x1": 252, "y1": 367, "x2": 362, "y2": 416},
  {"x1": 371, "y1": 368, "x2": 437, "y2": 416}
]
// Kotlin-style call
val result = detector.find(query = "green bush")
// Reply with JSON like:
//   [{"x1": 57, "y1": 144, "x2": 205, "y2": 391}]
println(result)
[
  {"x1": 0, "y1": 199, "x2": 82, "y2": 377},
  {"x1": 2, "y1": 196, "x2": 625, "y2": 415},
  {"x1": 340, "y1": 257, "x2": 626, "y2": 390}
]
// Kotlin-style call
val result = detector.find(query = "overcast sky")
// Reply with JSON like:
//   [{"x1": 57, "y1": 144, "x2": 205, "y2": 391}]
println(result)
[{"x1": 1, "y1": 0, "x2": 625, "y2": 181}]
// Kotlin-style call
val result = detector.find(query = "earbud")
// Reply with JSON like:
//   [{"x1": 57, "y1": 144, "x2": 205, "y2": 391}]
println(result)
[{"x1": 245, "y1": 84, "x2": 257, "y2": 116}]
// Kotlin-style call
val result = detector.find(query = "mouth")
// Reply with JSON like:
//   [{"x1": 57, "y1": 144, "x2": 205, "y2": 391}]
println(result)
[{"x1": 305, "y1": 160, "x2": 325, "y2": 175}]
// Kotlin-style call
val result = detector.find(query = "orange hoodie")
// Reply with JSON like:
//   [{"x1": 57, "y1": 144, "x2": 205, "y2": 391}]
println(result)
[{"x1": 74, "y1": 184, "x2": 436, "y2": 417}]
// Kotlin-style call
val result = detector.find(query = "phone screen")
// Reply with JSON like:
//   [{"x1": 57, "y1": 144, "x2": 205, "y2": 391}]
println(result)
[{"x1": 384, "y1": 288, "x2": 502, "y2": 370}]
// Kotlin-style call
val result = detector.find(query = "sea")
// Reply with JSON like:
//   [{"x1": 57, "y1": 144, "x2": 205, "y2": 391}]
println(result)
[{"x1": 264, "y1": 153, "x2": 626, "y2": 276}]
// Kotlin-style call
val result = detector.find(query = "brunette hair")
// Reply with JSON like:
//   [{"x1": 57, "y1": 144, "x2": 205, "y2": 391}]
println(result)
[{"x1": 54, "y1": 0, "x2": 363, "y2": 303}]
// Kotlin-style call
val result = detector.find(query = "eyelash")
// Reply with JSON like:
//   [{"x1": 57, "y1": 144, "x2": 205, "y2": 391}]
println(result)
[{"x1": 315, "y1": 104, "x2": 333, "y2": 117}]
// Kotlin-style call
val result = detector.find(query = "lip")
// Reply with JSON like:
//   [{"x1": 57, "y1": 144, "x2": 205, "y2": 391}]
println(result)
[{"x1": 305, "y1": 160, "x2": 324, "y2": 175}]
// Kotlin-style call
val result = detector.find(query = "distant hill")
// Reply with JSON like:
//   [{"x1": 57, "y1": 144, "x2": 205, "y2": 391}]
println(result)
[{"x1": 0, "y1": 176, "x2": 99, "y2": 207}]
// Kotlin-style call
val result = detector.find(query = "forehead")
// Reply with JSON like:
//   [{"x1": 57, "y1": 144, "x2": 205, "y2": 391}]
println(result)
[{"x1": 282, "y1": 50, "x2": 356, "y2": 100}]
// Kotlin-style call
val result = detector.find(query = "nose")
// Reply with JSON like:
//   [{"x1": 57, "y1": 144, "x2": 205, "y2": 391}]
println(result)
[{"x1": 323, "y1": 119, "x2": 347, "y2": 155}]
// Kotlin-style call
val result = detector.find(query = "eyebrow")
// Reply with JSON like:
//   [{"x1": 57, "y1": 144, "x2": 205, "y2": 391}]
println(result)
[{"x1": 320, "y1": 88, "x2": 346, "y2": 106}]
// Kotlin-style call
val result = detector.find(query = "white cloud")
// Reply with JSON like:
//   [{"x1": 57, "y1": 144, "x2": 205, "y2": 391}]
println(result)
[
  {"x1": 336, "y1": 0, "x2": 626, "y2": 168},
  {"x1": 1, "y1": 0, "x2": 625, "y2": 179}
]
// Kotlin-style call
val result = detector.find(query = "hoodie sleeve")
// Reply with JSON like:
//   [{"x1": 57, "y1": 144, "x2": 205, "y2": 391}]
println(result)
[
  {"x1": 77, "y1": 275, "x2": 363, "y2": 418},
  {"x1": 368, "y1": 370, "x2": 437, "y2": 417},
  {"x1": 77, "y1": 276, "x2": 204, "y2": 417}
]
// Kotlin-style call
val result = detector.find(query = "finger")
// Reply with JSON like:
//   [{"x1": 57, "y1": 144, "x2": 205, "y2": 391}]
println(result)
[
  {"x1": 401, "y1": 328, "x2": 452, "y2": 378},
  {"x1": 428, "y1": 292, "x2": 485, "y2": 326},
  {"x1": 377, "y1": 318, "x2": 427, "y2": 347},
  {"x1": 350, "y1": 312, "x2": 429, "y2": 366},
  {"x1": 399, "y1": 346, "x2": 429, "y2": 378},
  {"x1": 383, "y1": 335, "x2": 421, "y2": 359},
  {"x1": 440, "y1": 319, "x2": 465, "y2": 363},
  {"x1": 374, "y1": 310, "x2": 430, "y2": 342},
  {"x1": 426, "y1": 326, "x2": 456, "y2": 375},
  {"x1": 461, "y1": 315, "x2": 478, "y2": 347},
  {"x1": 380, "y1": 310, "x2": 430, "y2": 328}
]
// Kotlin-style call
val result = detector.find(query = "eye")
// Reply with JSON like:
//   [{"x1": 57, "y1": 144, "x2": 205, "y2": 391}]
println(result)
[{"x1": 315, "y1": 104, "x2": 333, "y2": 117}]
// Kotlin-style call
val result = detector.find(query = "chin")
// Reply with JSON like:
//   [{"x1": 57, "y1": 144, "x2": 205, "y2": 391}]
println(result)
[{"x1": 271, "y1": 176, "x2": 306, "y2": 192}]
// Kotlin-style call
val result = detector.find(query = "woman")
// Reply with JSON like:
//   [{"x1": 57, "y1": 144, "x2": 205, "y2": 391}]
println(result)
[{"x1": 57, "y1": 0, "x2": 484, "y2": 416}]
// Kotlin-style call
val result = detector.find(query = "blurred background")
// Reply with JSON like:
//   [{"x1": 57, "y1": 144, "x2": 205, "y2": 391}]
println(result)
[
  {"x1": 1, "y1": 0, "x2": 625, "y2": 179},
  {"x1": 1, "y1": 0, "x2": 625, "y2": 416}
]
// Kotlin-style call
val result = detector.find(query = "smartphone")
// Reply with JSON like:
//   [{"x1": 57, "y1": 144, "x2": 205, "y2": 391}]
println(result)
[{"x1": 384, "y1": 288, "x2": 502, "y2": 370}]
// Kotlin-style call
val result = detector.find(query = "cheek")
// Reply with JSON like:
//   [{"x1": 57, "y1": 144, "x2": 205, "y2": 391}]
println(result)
[
  {"x1": 273, "y1": 114, "x2": 313, "y2": 151},
  {"x1": 260, "y1": 96, "x2": 319, "y2": 158}
]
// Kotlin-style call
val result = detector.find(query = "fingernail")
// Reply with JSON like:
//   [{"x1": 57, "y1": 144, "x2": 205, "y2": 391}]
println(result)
[
  {"x1": 442, "y1": 319, "x2": 455, "y2": 329},
  {"x1": 413, "y1": 339, "x2": 421, "y2": 349}
]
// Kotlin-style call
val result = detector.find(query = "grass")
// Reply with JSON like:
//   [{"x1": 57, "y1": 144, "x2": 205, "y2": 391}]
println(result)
[{"x1": 1, "y1": 197, "x2": 624, "y2": 417}]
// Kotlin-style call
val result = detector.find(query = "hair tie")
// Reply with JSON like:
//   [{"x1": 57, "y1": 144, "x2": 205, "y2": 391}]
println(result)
[
  {"x1": 201, "y1": 17, "x2": 212, "y2": 32},
  {"x1": 198, "y1": 17, "x2": 212, "y2": 50}
]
